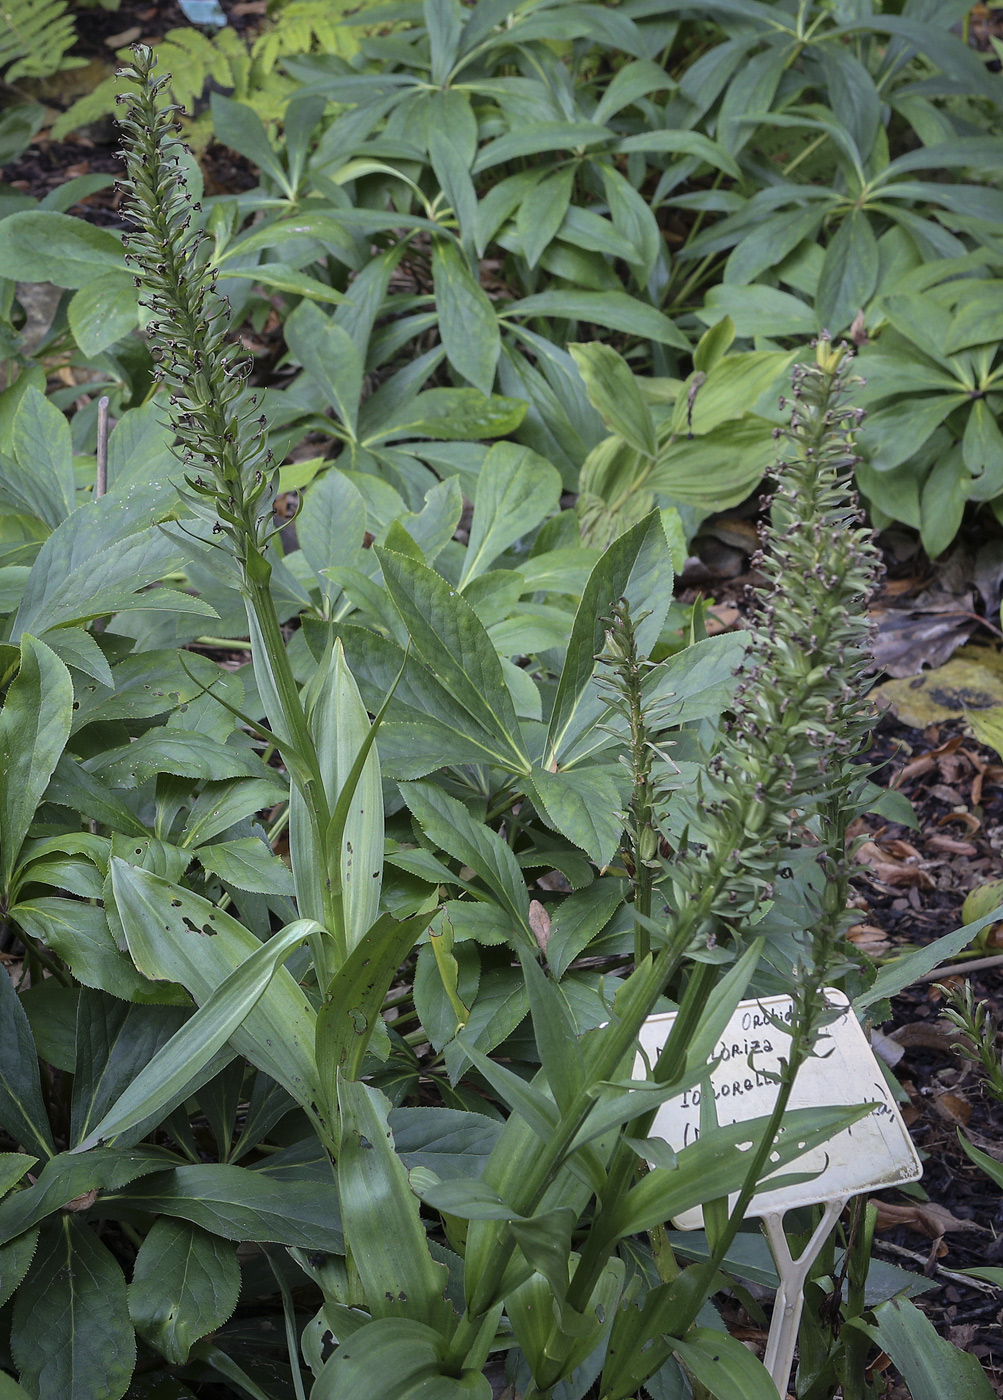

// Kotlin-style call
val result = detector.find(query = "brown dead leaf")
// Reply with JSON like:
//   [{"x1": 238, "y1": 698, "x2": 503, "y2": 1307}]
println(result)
[
  {"x1": 847, "y1": 925, "x2": 891, "y2": 956},
  {"x1": 705, "y1": 604, "x2": 741, "y2": 635},
  {"x1": 925, "y1": 835, "x2": 978, "y2": 856},
  {"x1": 528, "y1": 899, "x2": 551, "y2": 952},
  {"x1": 63, "y1": 1189, "x2": 99, "y2": 1213},
  {"x1": 853, "y1": 840, "x2": 934, "y2": 888},
  {"x1": 870, "y1": 592, "x2": 977, "y2": 681},
  {"x1": 871, "y1": 1199, "x2": 984, "y2": 1239},
  {"x1": 888, "y1": 1020, "x2": 960, "y2": 1054},
  {"x1": 933, "y1": 1092, "x2": 972, "y2": 1127}
]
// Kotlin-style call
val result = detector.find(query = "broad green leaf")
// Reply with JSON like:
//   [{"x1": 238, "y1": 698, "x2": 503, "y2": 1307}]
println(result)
[
  {"x1": 73, "y1": 921, "x2": 317, "y2": 1152},
  {"x1": 11, "y1": 1218, "x2": 134, "y2": 1400},
  {"x1": 602, "y1": 164, "x2": 662, "y2": 281},
  {"x1": 129, "y1": 1220, "x2": 240, "y2": 1366},
  {"x1": 0, "y1": 1146, "x2": 172, "y2": 1248},
  {"x1": 959, "y1": 1134, "x2": 1003, "y2": 1192},
  {"x1": 211, "y1": 94, "x2": 288, "y2": 190},
  {"x1": 546, "y1": 879, "x2": 626, "y2": 980},
  {"x1": 289, "y1": 638, "x2": 384, "y2": 952},
  {"x1": 517, "y1": 948, "x2": 584, "y2": 1113},
  {"x1": 0, "y1": 211, "x2": 125, "y2": 287},
  {"x1": 517, "y1": 167, "x2": 575, "y2": 269},
  {"x1": 13, "y1": 504, "x2": 216, "y2": 641},
  {"x1": 39, "y1": 627, "x2": 112, "y2": 687},
  {"x1": 863, "y1": 394, "x2": 968, "y2": 472},
  {"x1": 314, "y1": 1317, "x2": 490, "y2": 1400},
  {"x1": 88, "y1": 731, "x2": 270, "y2": 786},
  {"x1": 616, "y1": 127, "x2": 740, "y2": 177},
  {"x1": 11, "y1": 899, "x2": 182, "y2": 1005},
  {"x1": 10, "y1": 387, "x2": 75, "y2": 527},
  {"x1": 67, "y1": 273, "x2": 140, "y2": 356},
  {"x1": 650, "y1": 418, "x2": 779, "y2": 508},
  {"x1": 473, "y1": 120, "x2": 611, "y2": 172},
  {"x1": 920, "y1": 451, "x2": 966, "y2": 559},
  {"x1": 0, "y1": 969, "x2": 55, "y2": 1158},
  {"x1": 503, "y1": 291, "x2": 689, "y2": 349},
  {"x1": 337, "y1": 1078, "x2": 452, "y2": 1328},
  {"x1": 693, "y1": 317, "x2": 735, "y2": 375},
  {"x1": 400, "y1": 781, "x2": 532, "y2": 944},
  {"x1": 316, "y1": 912, "x2": 429, "y2": 1094},
  {"x1": 527, "y1": 766, "x2": 624, "y2": 868},
  {"x1": 181, "y1": 776, "x2": 289, "y2": 848},
  {"x1": 0, "y1": 634, "x2": 72, "y2": 893},
  {"x1": 669, "y1": 351, "x2": 795, "y2": 437},
  {"x1": 296, "y1": 468, "x2": 367, "y2": 602},
  {"x1": 109, "y1": 861, "x2": 323, "y2": 1118},
  {"x1": 602, "y1": 1106, "x2": 872, "y2": 1240},
  {"x1": 459, "y1": 443, "x2": 561, "y2": 586},
  {"x1": 428, "y1": 96, "x2": 478, "y2": 251},
  {"x1": 443, "y1": 967, "x2": 530, "y2": 1084},
  {"x1": 286, "y1": 299, "x2": 364, "y2": 432},
  {"x1": 368, "y1": 387, "x2": 526, "y2": 444},
  {"x1": 672, "y1": 1327, "x2": 777, "y2": 1400},
  {"x1": 847, "y1": 1296, "x2": 996, "y2": 1400},
  {"x1": 101, "y1": 1162, "x2": 343, "y2": 1252},
  {"x1": 570, "y1": 342, "x2": 657, "y2": 458},
  {"x1": 815, "y1": 210, "x2": 879, "y2": 332},
  {"x1": 547, "y1": 511, "x2": 671, "y2": 763},
  {"x1": 197, "y1": 837, "x2": 296, "y2": 895},
  {"x1": 390, "y1": 1106, "x2": 502, "y2": 1179},
  {"x1": 944, "y1": 282, "x2": 1003, "y2": 354},
  {"x1": 962, "y1": 399, "x2": 1003, "y2": 502},
  {"x1": 724, "y1": 206, "x2": 826, "y2": 286},
  {"x1": 377, "y1": 547, "x2": 530, "y2": 771},
  {"x1": 69, "y1": 995, "x2": 190, "y2": 1149},
  {"x1": 699, "y1": 284, "x2": 817, "y2": 338},
  {"x1": 225, "y1": 262, "x2": 346, "y2": 305},
  {"x1": 432, "y1": 239, "x2": 500, "y2": 396},
  {"x1": 0, "y1": 1229, "x2": 39, "y2": 1314},
  {"x1": 0, "y1": 1154, "x2": 36, "y2": 1197}
]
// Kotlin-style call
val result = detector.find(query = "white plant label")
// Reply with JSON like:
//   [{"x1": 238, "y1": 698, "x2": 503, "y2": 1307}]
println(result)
[{"x1": 635, "y1": 989, "x2": 922, "y2": 1230}]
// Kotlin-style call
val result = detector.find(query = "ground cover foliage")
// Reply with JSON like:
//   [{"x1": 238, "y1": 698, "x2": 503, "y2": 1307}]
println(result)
[{"x1": 0, "y1": 3, "x2": 1001, "y2": 1398}]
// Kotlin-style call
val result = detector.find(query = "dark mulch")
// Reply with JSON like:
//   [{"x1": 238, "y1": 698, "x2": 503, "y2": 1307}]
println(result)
[{"x1": 849, "y1": 714, "x2": 1003, "y2": 1389}]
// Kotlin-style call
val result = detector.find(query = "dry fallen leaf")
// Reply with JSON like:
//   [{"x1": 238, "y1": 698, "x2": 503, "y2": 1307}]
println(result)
[
  {"x1": 854, "y1": 840, "x2": 935, "y2": 889},
  {"x1": 871, "y1": 1199, "x2": 984, "y2": 1239},
  {"x1": 528, "y1": 899, "x2": 551, "y2": 952},
  {"x1": 848, "y1": 924, "x2": 891, "y2": 956},
  {"x1": 933, "y1": 1092, "x2": 972, "y2": 1127}
]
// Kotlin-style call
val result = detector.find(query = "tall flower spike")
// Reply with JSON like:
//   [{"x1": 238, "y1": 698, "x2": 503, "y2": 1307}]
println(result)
[
  {"x1": 660, "y1": 339, "x2": 883, "y2": 968},
  {"x1": 116, "y1": 45, "x2": 276, "y2": 581}
]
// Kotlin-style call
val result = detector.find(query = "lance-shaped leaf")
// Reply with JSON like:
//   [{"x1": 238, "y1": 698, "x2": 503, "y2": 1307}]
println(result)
[
  {"x1": 73, "y1": 921, "x2": 318, "y2": 1152},
  {"x1": 97, "y1": 1162, "x2": 344, "y2": 1253},
  {"x1": 0, "y1": 1147, "x2": 173, "y2": 1248},
  {"x1": 11, "y1": 1217, "x2": 135, "y2": 1400},
  {"x1": 129, "y1": 1219, "x2": 240, "y2": 1366},
  {"x1": 377, "y1": 547, "x2": 530, "y2": 773},
  {"x1": 289, "y1": 639, "x2": 384, "y2": 957},
  {"x1": 109, "y1": 861, "x2": 324, "y2": 1123},
  {"x1": 400, "y1": 781, "x2": 532, "y2": 945},
  {"x1": 547, "y1": 511, "x2": 672, "y2": 764},
  {"x1": 337, "y1": 1077, "x2": 453, "y2": 1330},
  {"x1": 0, "y1": 967, "x2": 55, "y2": 1158},
  {"x1": 313, "y1": 1317, "x2": 491, "y2": 1400},
  {"x1": 0, "y1": 634, "x2": 72, "y2": 894},
  {"x1": 316, "y1": 912, "x2": 430, "y2": 1101},
  {"x1": 459, "y1": 443, "x2": 562, "y2": 587}
]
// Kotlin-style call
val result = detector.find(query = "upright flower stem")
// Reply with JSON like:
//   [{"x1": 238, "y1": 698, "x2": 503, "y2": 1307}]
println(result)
[{"x1": 116, "y1": 47, "x2": 338, "y2": 988}]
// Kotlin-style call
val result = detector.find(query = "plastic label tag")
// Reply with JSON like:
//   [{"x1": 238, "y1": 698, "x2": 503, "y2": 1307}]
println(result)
[{"x1": 635, "y1": 989, "x2": 922, "y2": 1229}]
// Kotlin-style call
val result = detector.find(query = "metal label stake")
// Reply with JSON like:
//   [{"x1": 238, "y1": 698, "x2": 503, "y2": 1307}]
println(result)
[{"x1": 635, "y1": 990, "x2": 922, "y2": 1398}]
